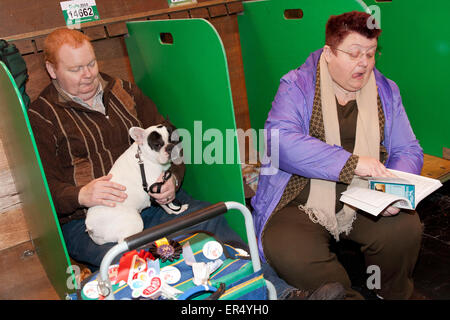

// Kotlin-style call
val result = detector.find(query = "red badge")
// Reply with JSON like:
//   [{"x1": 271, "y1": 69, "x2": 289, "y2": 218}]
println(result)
[{"x1": 141, "y1": 276, "x2": 162, "y2": 298}]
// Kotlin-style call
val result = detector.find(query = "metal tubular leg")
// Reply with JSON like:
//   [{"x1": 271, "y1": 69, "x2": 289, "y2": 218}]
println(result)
[
  {"x1": 224, "y1": 201, "x2": 277, "y2": 300},
  {"x1": 224, "y1": 201, "x2": 261, "y2": 272},
  {"x1": 265, "y1": 280, "x2": 277, "y2": 300},
  {"x1": 98, "y1": 242, "x2": 129, "y2": 300}
]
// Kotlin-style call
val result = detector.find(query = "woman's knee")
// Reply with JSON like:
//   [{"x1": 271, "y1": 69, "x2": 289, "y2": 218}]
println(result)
[
  {"x1": 399, "y1": 211, "x2": 423, "y2": 250},
  {"x1": 364, "y1": 211, "x2": 423, "y2": 256},
  {"x1": 263, "y1": 226, "x2": 348, "y2": 289}
]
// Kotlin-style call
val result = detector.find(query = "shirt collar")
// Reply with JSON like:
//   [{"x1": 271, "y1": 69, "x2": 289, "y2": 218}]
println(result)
[{"x1": 53, "y1": 74, "x2": 105, "y2": 108}]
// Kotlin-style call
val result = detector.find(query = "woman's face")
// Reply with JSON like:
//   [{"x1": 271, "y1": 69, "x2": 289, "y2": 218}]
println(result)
[{"x1": 324, "y1": 32, "x2": 378, "y2": 92}]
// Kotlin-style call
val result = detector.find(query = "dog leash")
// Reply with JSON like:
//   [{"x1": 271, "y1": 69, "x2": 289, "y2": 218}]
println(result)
[
  {"x1": 135, "y1": 145, "x2": 183, "y2": 212},
  {"x1": 135, "y1": 145, "x2": 150, "y2": 193}
]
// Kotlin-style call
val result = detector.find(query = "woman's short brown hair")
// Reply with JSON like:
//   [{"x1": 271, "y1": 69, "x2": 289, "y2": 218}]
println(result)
[
  {"x1": 44, "y1": 28, "x2": 92, "y2": 67},
  {"x1": 325, "y1": 11, "x2": 382, "y2": 51}
]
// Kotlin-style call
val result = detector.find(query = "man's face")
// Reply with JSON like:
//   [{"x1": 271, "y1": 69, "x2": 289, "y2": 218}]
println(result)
[{"x1": 46, "y1": 40, "x2": 99, "y2": 103}]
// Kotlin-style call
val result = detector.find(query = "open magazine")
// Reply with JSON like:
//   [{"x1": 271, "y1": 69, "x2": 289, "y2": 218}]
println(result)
[{"x1": 340, "y1": 169, "x2": 443, "y2": 216}]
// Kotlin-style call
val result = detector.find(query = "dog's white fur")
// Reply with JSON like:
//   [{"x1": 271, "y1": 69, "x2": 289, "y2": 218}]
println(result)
[{"x1": 85, "y1": 125, "x2": 187, "y2": 245}]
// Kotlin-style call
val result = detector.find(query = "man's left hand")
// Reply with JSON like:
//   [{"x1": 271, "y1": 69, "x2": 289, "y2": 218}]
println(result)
[{"x1": 148, "y1": 173, "x2": 176, "y2": 205}]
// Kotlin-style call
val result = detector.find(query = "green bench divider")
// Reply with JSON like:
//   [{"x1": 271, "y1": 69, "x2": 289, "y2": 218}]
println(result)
[
  {"x1": 238, "y1": 0, "x2": 450, "y2": 157},
  {"x1": 125, "y1": 19, "x2": 248, "y2": 242},
  {"x1": 0, "y1": 61, "x2": 73, "y2": 298},
  {"x1": 364, "y1": 0, "x2": 450, "y2": 157},
  {"x1": 237, "y1": 0, "x2": 369, "y2": 151}
]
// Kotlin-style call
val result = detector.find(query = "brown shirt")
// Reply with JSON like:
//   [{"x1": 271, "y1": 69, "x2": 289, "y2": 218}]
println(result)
[
  {"x1": 28, "y1": 73, "x2": 185, "y2": 224},
  {"x1": 292, "y1": 98, "x2": 358, "y2": 212}
]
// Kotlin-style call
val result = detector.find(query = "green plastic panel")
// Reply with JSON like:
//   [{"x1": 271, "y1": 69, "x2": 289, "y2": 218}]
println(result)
[
  {"x1": 125, "y1": 19, "x2": 247, "y2": 241},
  {"x1": 238, "y1": 0, "x2": 367, "y2": 138},
  {"x1": 364, "y1": 0, "x2": 450, "y2": 157},
  {"x1": 0, "y1": 62, "x2": 74, "y2": 298}
]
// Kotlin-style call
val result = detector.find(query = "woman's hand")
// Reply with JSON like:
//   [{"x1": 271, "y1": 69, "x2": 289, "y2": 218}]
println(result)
[
  {"x1": 148, "y1": 173, "x2": 176, "y2": 205},
  {"x1": 355, "y1": 156, "x2": 400, "y2": 217},
  {"x1": 354, "y1": 156, "x2": 396, "y2": 178},
  {"x1": 78, "y1": 174, "x2": 127, "y2": 208},
  {"x1": 381, "y1": 206, "x2": 401, "y2": 217}
]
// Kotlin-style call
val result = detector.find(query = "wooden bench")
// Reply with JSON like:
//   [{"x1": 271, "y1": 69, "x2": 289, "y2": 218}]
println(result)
[{"x1": 421, "y1": 153, "x2": 450, "y2": 183}]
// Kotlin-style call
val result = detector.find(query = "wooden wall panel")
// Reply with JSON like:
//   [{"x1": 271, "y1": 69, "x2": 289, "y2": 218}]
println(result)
[
  {"x1": 0, "y1": 0, "x2": 166, "y2": 38},
  {"x1": 212, "y1": 15, "x2": 251, "y2": 131}
]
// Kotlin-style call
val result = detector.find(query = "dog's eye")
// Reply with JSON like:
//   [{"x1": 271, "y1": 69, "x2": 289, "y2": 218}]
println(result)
[{"x1": 148, "y1": 131, "x2": 165, "y2": 151}]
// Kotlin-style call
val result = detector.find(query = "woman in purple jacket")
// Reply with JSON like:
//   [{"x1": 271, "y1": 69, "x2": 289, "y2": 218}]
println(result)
[{"x1": 252, "y1": 11, "x2": 423, "y2": 300}]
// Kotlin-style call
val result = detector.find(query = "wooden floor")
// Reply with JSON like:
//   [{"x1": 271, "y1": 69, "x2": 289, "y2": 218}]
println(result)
[{"x1": 0, "y1": 241, "x2": 59, "y2": 300}]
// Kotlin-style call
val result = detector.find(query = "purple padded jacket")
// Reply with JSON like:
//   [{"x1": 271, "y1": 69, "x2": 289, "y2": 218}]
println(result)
[{"x1": 251, "y1": 49, "x2": 423, "y2": 262}]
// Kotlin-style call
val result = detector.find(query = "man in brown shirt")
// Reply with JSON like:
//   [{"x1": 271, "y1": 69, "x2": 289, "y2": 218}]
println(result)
[{"x1": 27, "y1": 28, "x2": 241, "y2": 271}]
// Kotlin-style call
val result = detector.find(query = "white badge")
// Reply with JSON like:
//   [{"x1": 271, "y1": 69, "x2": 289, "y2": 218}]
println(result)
[
  {"x1": 160, "y1": 265, "x2": 181, "y2": 284},
  {"x1": 202, "y1": 241, "x2": 223, "y2": 260},
  {"x1": 82, "y1": 280, "x2": 100, "y2": 299}
]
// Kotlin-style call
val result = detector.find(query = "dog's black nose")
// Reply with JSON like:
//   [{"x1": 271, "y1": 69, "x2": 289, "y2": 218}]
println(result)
[{"x1": 166, "y1": 143, "x2": 174, "y2": 154}]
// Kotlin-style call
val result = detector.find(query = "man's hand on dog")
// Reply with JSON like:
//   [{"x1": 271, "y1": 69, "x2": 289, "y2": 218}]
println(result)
[
  {"x1": 148, "y1": 172, "x2": 176, "y2": 205},
  {"x1": 79, "y1": 174, "x2": 127, "y2": 208}
]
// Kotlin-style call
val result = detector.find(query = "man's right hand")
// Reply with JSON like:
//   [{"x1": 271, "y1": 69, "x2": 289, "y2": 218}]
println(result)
[{"x1": 78, "y1": 174, "x2": 127, "y2": 208}]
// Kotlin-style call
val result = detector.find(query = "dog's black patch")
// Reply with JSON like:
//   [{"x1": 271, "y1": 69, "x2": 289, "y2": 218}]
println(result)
[{"x1": 147, "y1": 131, "x2": 165, "y2": 152}]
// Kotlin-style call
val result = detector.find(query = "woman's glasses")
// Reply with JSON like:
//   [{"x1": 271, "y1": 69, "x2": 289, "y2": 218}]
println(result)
[{"x1": 335, "y1": 46, "x2": 381, "y2": 61}]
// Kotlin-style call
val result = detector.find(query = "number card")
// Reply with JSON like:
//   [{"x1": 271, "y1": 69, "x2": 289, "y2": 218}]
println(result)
[{"x1": 60, "y1": 0, "x2": 100, "y2": 27}]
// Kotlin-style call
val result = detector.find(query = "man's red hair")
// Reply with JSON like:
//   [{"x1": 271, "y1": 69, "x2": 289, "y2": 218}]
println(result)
[{"x1": 44, "y1": 28, "x2": 92, "y2": 66}]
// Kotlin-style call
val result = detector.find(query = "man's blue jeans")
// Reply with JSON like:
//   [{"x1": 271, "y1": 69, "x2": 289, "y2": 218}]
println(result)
[{"x1": 61, "y1": 188, "x2": 294, "y2": 298}]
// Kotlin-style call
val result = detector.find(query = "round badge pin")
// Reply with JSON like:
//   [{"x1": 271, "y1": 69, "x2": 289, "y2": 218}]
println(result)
[
  {"x1": 131, "y1": 288, "x2": 142, "y2": 299},
  {"x1": 130, "y1": 279, "x2": 146, "y2": 291},
  {"x1": 82, "y1": 280, "x2": 100, "y2": 299},
  {"x1": 160, "y1": 265, "x2": 181, "y2": 284},
  {"x1": 147, "y1": 267, "x2": 158, "y2": 278},
  {"x1": 202, "y1": 241, "x2": 223, "y2": 260},
  {"x1": 137, "y1": 271, "x2": 149, "y2": 283},
  {"x1": 108, "y1": 264, "x2": 119, "y2": 285}
]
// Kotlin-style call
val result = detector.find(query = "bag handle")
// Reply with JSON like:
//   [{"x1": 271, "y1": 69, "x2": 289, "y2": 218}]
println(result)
[{"x1": 177, "y1": 283, "x2": 226, "y2": 300}]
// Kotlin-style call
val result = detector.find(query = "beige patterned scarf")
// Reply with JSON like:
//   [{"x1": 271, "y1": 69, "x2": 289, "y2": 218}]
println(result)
[{"x1": 298, "y1": 52, "x2": 380, "y2": 240}]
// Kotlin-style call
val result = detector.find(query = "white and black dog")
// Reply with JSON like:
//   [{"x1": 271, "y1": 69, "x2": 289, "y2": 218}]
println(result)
[{"x1": 85, "y1": 123, "x2": 188, "y2": 245}]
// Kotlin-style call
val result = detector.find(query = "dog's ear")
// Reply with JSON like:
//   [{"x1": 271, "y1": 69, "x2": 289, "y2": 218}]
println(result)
[
  {"x1": 129, "y1": 127, "x2": 145, "y2": 145},
  {"x1": 159, "y1": 119, "x2": 177, "y2": 142}
]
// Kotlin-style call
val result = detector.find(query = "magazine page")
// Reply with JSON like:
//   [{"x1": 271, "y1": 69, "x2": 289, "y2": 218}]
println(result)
[
  {"x1": 388, "y1": 169, "x2": 443, "y2": 203},
  {"x1": 340, "y1": 187, "x2": 413, "y2": 216},
  {"x1": 340, "y1": 170, "x2": 442, "y2": 216}
]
